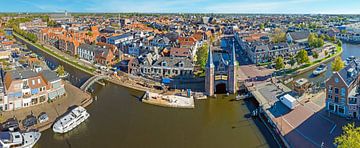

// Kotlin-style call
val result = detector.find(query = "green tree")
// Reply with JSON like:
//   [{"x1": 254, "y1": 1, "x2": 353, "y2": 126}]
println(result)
[
  {"x1": 271, "y1": 28, "x2": 286, "y2": 43},
  {"x1": 308, "y1": 33, "x2": 324, "y2": 48},
  {"x1": 56, "y1": 65, "x2": 65, "y2": 76},
  {"x1": 312, "y1": 52, "x2": 319, "y2": 59},
  {"x1": 259, "y1": 23, "x2": 265, "y2": 30},
  {"x1": 320, "y1": 34, "x2": 325, "y2": 40},
  {"x1": 334, "y1": 123, "x2": 360, "y2": 147},
  {"x1": 274, "y1": 57, "x2": 285, "y2": 70},
  {"x1": 332, "y1": 56, "x2": 345, "y2": 71},
  {"x1": 338, "y1": 41, "x2": 342, "y2": 47},
  {"x1": 295, "y1": 49, "x2": 310, "y2": 65},
  {"x1": 196, "y1": 43, "x2": 209, "y2": 70},
  {"x1": 331, "y1": 36, "x2": 336, "y2": 43},
  {"x1": 87, "y1": 31, "x2": 93, "y2": 36}
]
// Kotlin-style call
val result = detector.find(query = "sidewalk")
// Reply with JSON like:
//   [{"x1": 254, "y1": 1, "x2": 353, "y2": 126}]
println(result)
[{"x1": 1, "y1": 82, "x2": 92, "y2": 132}]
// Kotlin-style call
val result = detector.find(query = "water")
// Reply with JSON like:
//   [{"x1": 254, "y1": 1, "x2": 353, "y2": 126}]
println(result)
[
  {"x1": 292, "y1": 43, "x2": 360, "y2": 85},
  {"x1": 35, "y1": 84, "x2": 271, "y2": 148},
  {"x1": 16, "y1": 35, "x2": 275, "y2": 148}
]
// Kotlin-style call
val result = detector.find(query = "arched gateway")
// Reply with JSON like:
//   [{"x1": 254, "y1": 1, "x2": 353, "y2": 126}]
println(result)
[{"x1": 205, "y1": 40, "x2": 237, "y2": 96}]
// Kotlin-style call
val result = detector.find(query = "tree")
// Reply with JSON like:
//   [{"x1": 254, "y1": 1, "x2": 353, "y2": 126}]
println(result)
[
  {"x1": 338, "y1": 41, "x2": 342, "y2": 47},
  {"x1": 331, "y1": 36, "x2": 336, "y2": 43},
  {"x1": 334, "y1": 123, "x2": 360, "y2": 147},
  {"x1": 259, "y1": 23, "x2": 265, "y2": 30},
  {"x1": 271, "y1": 28, "x2": 286, "y2": 43},
  {"x1": 312, "y1": 52, "x2": 319, "y2": 59},
  {"x1": 320, "y1": 34, "x2": 325, "y2": 40},
  {"x1": 308, "y1": 33, "x2": 324, "y2": 48},
  {"x1": 87, "y1": 31, "x2": 93, "y2": 37},
  {"x1": 332, "y1": 56, "x2": 345, "y2": 71},
  {"x1": 274, "y1": 57, "x2": 285, "y2": 70},
  {"x1": 56, "y1": 65, "x2": 65, "y2": 76},
  {"x1": 295, "y1": 49, "x2": 310, "y2": 65},
  {"x1": 325, "y1": 50, "x2": 329, "y2": 56},
  {"x1": 196, "y1": 43, "x2": 209, "y2": 70}
]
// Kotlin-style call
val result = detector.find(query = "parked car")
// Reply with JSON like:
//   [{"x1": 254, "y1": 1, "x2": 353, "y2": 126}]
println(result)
[
  {"x1": 22, "y1": 115, "x2": 37, "y2": 128},
  {"x1": 1, "y1": 118, "x2": 19, "y2": 131},
  {"x1": 38, "y1": 112, "x2": 49, "y2": 123}
]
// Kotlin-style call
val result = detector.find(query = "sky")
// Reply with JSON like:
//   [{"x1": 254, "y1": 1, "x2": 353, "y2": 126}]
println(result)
[{"x1": 0, "y1": 0, "x2": 359, "y2": 14}]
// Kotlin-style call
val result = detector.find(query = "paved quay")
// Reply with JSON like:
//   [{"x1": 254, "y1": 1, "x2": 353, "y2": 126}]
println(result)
[
  {"x1": 0, "y1": 82, "x2": 92, "y2": 132},
  {"x1": 248, "y1": 77, "x2": 347, "y2": 148},
  {"x1": 142, "y1": 91, "x2": 195, "y2": 108}
]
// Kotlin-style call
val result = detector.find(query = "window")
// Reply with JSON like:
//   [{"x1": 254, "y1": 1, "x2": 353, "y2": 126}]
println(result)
[
  {"x1": 329, "y1": 104, "x2": 335, "y2": 111},
  {"x1": 339, "y1": 106, "x2": 345, "y2": 114},
  {"x1": 335, "y1": 78, "x2": 339, "y2": 83},
  {"x1": 341, "y1": 98, "x2": 346, "y2": 104},
  {"x1": 349, "y1": 98, "x2": 357, "y2": 104},
  {"x1": 341, "y1": 88, "x2": 346, "y2": 97},
  {"x1": 32, "y1": 80, "x2": 35, "y2": 85},
  {"x1": 38, "y1": 79, "x2": 41, "y2": 84},
  {"x1": 335, "y1": 88, "x2": 339, "y2": 94},
  {"x1": 335, "y1": 96, "x2": 339, "y2": 103},
  {"x1": 328, "y1": 85, "x2": 332, "y2": 92},
  {"x1": 328, "y1": 94, "x2": 332, "y2": 100}
]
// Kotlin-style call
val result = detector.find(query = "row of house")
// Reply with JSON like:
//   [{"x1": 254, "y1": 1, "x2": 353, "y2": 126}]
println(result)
[{"x1": 0, "y1": 68, "x2": 65, "y2": 111}]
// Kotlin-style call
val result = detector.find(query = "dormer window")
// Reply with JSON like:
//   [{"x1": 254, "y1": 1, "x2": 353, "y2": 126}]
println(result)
[
  {"x1": 162, "y1": 61, "x2": 167, "y2": 66},
  {"x1": 179, "y1": 62, "x2": 184, "y2": 67}
]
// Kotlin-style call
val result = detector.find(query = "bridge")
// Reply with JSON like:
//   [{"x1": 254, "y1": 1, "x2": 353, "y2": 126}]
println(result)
[{"x1": 80, "y1": 74, "x2": 109, "y2": 91}]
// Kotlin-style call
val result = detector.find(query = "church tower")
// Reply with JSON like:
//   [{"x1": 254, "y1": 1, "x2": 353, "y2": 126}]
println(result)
[
  {"x1": 205, "y1": 45, "x2": 214, "y2": 96},
  {"x1": 228, "y1": 40, "x2": 237, "y2": 94}
]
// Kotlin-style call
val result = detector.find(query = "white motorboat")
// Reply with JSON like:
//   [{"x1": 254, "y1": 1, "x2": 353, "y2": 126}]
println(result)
[
  {"x1": 52, "y1": 106, "x2": 90, "y2": 134},
  {"x1": 0, "y1": 131, "x2": 41, "y2": 148},
  {"x1": 312, "y1": 64, "x2": 327, "y2": 76}
]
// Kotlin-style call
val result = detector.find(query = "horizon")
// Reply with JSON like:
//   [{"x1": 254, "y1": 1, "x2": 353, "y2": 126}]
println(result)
[{"x1": 0, "y1": 0, "x2": 360, "y2": 14}]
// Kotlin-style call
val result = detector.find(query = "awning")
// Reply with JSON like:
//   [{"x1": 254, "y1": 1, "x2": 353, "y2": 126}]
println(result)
[{"x1": 162, "y1": 78, "x2": 172, "y2": 84}]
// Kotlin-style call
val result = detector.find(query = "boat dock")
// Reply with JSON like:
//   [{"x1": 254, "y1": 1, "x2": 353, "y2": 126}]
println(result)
[{"x1": 142, "y1": 91, "x2": 195, "y2": 108}]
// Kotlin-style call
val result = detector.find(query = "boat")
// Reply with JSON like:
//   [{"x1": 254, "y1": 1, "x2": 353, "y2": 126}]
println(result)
[
  {"x1": 0, "y1": 131, "x2": 41, "y2": 148},
  {"x1": 345, "y1": 56, "x2": 356, "y2": 66},
  {"x1": 312, "y1": 64, "x2": 327, "y2": 76},
  {"x1": 52, "y1": 106, "x2": 90, "y2": 134}
]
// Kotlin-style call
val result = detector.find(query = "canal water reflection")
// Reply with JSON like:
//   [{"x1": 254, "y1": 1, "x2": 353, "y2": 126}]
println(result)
[{"x1": 36, "y1": 84, "x2": 272, "y2": 148}]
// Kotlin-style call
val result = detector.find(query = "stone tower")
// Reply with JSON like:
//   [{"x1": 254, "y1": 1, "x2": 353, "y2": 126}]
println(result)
[
  {"x1": 228, "y1": 40, "x2": 237, "y2": 94},
  {"x1": 205, "y1": 45, "x2": 214, "y2": 96}
]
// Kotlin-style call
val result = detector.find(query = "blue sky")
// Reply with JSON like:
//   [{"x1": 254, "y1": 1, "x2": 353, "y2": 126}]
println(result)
[{"x1": 0, "y1": 0, "x2": 359, "y2": 14}]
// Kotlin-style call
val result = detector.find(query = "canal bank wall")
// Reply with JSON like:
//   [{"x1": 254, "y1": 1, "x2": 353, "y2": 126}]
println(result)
[
  {"x1": 283, "y1": 45, "x2": 343, "y2": 81},
  {"x1": 14, "y1": 33, "x2": 196, "y2": 109},
  {"x1": 14, "y1": 33, "x2": 152, "y2": 93}
]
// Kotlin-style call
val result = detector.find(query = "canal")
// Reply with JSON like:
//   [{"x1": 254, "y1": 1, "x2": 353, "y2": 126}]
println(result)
[
  {"x1": 291, "y1": 43, "x2": 360, "y2": 85},
  {"x1": 14, "y1": 37, "x2": 276, "y2": 147}
]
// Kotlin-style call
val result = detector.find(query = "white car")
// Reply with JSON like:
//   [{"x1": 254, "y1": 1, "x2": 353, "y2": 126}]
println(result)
[{"x1": 38, "y1": 113, "x2": 49, "y2": 123}]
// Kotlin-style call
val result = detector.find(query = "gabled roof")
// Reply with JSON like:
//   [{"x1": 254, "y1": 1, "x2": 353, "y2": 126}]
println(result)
[
  {"x1": 40, "y1": 70, "x2": 60, "y2": 82},
  {"x1": 288, "y1": 31, "x2": 310, "y2": 41},
  {"x1": 338, "y1": 59, "x2": 360, "y2": 86}
]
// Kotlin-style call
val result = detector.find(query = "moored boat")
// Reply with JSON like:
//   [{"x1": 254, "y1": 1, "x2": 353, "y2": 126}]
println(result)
[
  {"x1": 52, "y1": 106, "x2": 90, "y2": 134},
  {"x1": 312, "y1": 64, "x2": 327, "y2": 76},
  {"x1": 0, "y1": 131, "x2": 41, "y2": 148}
]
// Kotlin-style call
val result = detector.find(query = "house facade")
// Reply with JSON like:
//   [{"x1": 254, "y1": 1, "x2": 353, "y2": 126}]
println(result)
[
  {"x1": 326, "y1": 59, "x2": 360, "y2": 118},
  {"x1": 1, "y1": 69, "x2": 65, "y2": 111}
]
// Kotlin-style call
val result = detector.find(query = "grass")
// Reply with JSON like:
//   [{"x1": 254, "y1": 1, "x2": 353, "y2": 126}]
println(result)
[{"x1": 14, "y1": 32, "x2": 96, "y2": 74}]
